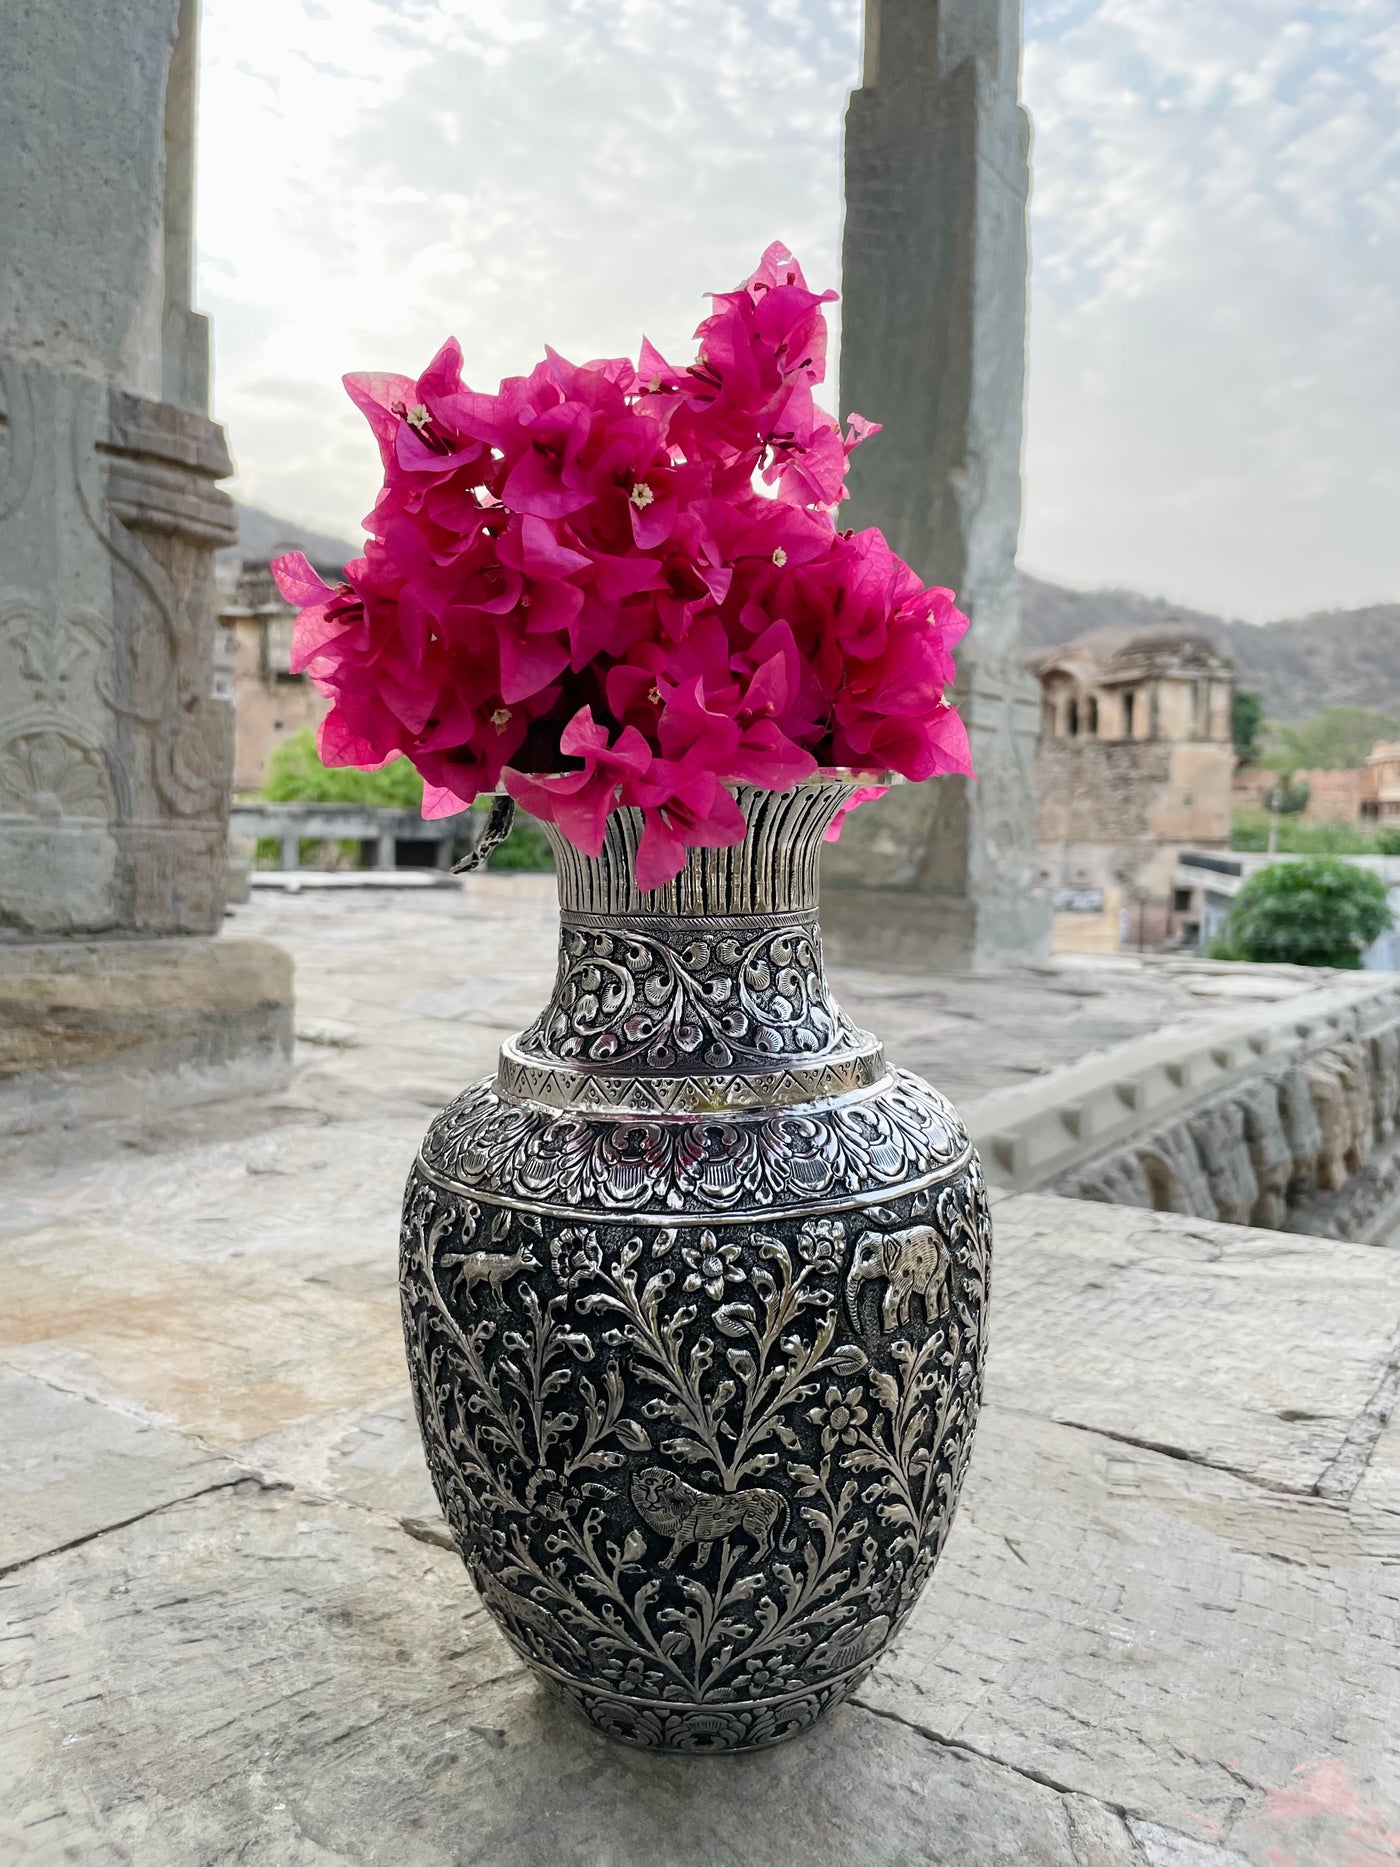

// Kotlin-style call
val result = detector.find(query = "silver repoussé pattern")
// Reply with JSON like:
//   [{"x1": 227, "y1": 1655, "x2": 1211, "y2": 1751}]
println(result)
[{"x1": 401, "y1": 778, "x2": 991, "y2": 1753}]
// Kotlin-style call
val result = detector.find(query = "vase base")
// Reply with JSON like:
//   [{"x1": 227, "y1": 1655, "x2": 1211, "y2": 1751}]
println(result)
[{"x1": 535, "y1": 1666, "x2": 875, "y2": 1754}]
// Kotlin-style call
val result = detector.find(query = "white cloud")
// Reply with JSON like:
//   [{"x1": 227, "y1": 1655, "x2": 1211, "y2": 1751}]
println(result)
[
  {"x1": 198, "y1": 0, "x2": 1400, "y2": 621},
  {"x1": 198, "y1": 0, "x2": 858, "y2": 542},
  {"x1": 1021, "y1": 0, "x2": 1400, "y2": 617}
]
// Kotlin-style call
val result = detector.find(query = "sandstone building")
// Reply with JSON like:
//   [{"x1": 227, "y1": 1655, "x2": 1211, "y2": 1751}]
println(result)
[
  {"x1": 1032, "y1": 626, "x2": 1234, "y2": 941},
  {"x1": 1235, "y1": 763, "x2": 1369, "y2": 826},
  {"x1": 218, "y1": 559, "x2": 329, "y2": 793},
  {"x1": 1360, "y1": 742, "x2": 1400, "y2": 827},
  {"x1": 1233, "y1": 745, "x2": 1399, "y2": 831}
]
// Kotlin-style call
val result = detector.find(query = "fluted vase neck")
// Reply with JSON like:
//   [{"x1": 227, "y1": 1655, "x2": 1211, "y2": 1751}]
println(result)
[{"x1": 540, "y1": 776, "x2": 863, "y2": 919}]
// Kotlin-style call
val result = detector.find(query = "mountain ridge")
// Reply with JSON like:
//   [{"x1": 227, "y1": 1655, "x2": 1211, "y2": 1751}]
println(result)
[{"x1": 1021, "y1": 573, "x2": 1400, "y2": 722}]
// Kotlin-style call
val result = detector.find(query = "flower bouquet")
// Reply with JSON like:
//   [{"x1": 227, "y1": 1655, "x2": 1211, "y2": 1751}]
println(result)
[{"x1": 273, "y1": 243, "x2": 971, "y2": 889}]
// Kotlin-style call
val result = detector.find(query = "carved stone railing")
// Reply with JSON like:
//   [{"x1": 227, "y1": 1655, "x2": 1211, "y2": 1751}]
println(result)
[
  {"x1": 229, "y1": 803, "x2": 476, "y2": 872},
  {"x1": 969, "y1": 974, "x2": 1400, "y2": 1241}
]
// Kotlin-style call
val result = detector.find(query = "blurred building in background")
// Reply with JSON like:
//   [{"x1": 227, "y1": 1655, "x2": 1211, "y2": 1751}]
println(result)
[
  {"x1": 1232, "y1": 744, "x2": 1400, "y2": 831},
  {"x1": 1032, "y1": 625, "x2": 1234, "y2": 948},
  {"x1": 1360, "y1": 742, "x2": 1400, "y2": 827},
  {"x1": 218, "y1": 559, "x2": 330, "y2": 793}
]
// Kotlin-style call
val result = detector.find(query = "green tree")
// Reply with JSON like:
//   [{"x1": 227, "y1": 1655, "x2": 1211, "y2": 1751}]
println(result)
[
  {"x1": 1263, "y1": 706, "x2": 1399, "y2": 773},
  {"x1": 1264, "y1": 776, "x2": 1309, "y2": 817},
  {"x1": 1214, "y1": 858, "x2": 1393, "y2": 969},
  {"x1": 1231, "y1": 690, "x2": 1263, "y2": 762},
  {"x1": 482, "y1": 810, "x2": 554, "y2": 871}
]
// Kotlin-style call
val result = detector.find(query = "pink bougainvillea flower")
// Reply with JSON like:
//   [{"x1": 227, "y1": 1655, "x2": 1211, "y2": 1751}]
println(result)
[
  {"x1": 626, "y1": 760, "x2": 750, "y2": 891},
  {"x1": 343, "y1": 371, "x2": 420, "y2": 466},
  {"x1": 271, "y1": 246, "x2": 972, "y2": 882},
  {"x1": 843, "y1": 411, "x2": 881, "y2": 455},
  {"x1": 824, "y1": 785, "x2": 890, "y2": 843},
  {"x1": 271, "y1": 550, "x2": 337, "y2": 612},
  {"x1": 504, "y1": 708, "x2": 653, "y2": 855}
]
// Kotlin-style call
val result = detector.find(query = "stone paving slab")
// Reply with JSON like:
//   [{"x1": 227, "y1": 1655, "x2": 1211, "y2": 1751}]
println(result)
[
  {"x1": 1, "y1": 1182, "x2": 1397, "y2": 1860},
  {"x1": 11, "y1": 1119, "x2": 1398, "y2": 1532},
  {"x1": 6, "y1": 887, "x2": 1400, "y2": 1861},
  {"x1": 1, "y1": 1481, "x2": 1238, "y2": 1867},
  {"x1": 0, "y1": 1374, "x2": 241, "y2": 1572},
  {"x1": 857, "y1": 1404, "x2": 1400, "y2": 1865},
  {"x1": 243, "y1": 1397, "x2": 441, "y2": 1525},
  {"x1": 1351, "y1": 1413, "x2": 1400, "y2": 1559},
  {"x1": 0, "y1": 1217, "x2": 405, "y2": 1449},
  {"x1": 989, "y1": 1194, "x2": 1400, "y2": 1493}
]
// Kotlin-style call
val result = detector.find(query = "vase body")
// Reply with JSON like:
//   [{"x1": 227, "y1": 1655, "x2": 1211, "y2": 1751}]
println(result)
[{"x1": 400, "y1": 779, "x2": 990, "y2": 1753}]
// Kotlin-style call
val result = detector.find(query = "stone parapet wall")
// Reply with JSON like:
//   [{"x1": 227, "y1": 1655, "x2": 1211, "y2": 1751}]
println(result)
[
  {"x1": 1056, "y1": 1031, "x2": 1400, "y2": 1242},
  {"x1": 970, "y1": 972, "x2": 1400, "y2": 1243}
]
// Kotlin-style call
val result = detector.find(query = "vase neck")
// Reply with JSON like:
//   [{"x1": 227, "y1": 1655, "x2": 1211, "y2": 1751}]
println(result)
[
  {"x1": 537, "y1": 782, "x2": 858, "y2": 919},
  {"x1": 497, "y1": 781, "x2": 886, "y2": 1116}
]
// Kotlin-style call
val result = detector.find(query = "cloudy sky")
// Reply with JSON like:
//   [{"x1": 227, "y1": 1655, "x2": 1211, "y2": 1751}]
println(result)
[{"x1": 197, "y1": 0, "x2": 1400, "y2": 622}]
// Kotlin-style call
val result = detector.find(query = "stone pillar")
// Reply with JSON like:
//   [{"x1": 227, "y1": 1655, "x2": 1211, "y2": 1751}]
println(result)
[
  {"x1": 0, "y1": 0, "x2": 292, "y2": 1128},
  {"x1": 0, "y1": 369, "x2": 238, "y2": 934},
  {"x1": 823, "y1": 0, "x2": 1051, "y2": 970}
]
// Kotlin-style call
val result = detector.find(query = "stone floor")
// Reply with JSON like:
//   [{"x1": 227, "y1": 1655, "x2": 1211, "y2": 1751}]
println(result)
[{"x1": 4, "y1": 883, "x2": 1400, "y2": 1865}]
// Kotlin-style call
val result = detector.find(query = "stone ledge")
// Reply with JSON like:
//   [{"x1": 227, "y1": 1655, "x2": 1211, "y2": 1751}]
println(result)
[
  {"x1": 0, "y1": 935, "x2": 294, "y2": 1133},
  {"x1": 4, "y1": 1042, "x2": 1398, "y2": 1856},
  {"x1": 967, "y1": 971, "x2": 1400, "y2": 1192}
]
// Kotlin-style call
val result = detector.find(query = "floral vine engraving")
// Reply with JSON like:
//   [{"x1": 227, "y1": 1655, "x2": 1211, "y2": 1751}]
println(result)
[
  {"x1": 419, "y1": 1067, "x2": 968, "y2": 1215},
  {"x1": 400, "y1": 1146, "x2": 990, "y2": 1752},
  {"x1": 515, "y1": 918, "x2": 871, "y2": 1073}
]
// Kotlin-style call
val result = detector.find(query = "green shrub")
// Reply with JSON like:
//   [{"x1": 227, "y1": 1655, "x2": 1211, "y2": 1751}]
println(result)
[
  {"x1": 1216, "y1": 858, "x2": 1393, "y2": 969},
  {"x1": 1267, "y1": 777, "x2": 1310, "y2": 816},
  {"x1": 259, "y1": 727, "x2": 552, "y2": 871},
  {"x1": 263, "y1": 728, "x2": 424, "y2": 807}
]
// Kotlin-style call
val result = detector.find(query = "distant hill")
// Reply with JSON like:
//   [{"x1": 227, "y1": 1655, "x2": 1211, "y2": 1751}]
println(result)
[
  {"x1": 220, "y1": 502, "x2": 358, "y2": 578},
  {"x1": 224, "y1": 504, "x2": 1395, "y2": 725},
  {"x1": 1021, "y1": 574, "x2": 1400, "y2": 723}
]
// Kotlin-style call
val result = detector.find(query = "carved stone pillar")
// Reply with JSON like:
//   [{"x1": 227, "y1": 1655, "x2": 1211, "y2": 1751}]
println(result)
[
  {"x1": 0, "y1": 0, "x2": 291, "y2": 1125},
  {"x1": 823, "y1": 0, "x2": 1051, "y2": 969},
  {"x1": 0, "y1": 366, "x2": 237, "y2": 934}
]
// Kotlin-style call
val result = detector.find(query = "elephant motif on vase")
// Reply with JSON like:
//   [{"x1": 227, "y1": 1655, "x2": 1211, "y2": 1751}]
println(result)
[{"x1": 845, "y1": 1223, "x2": 951, "y2": 1332}]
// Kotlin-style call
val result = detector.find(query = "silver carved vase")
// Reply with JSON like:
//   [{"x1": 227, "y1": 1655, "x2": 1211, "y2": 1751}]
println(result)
[{"x1": 400, "y1": 776, "x2": 990, "y2": 1753}]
